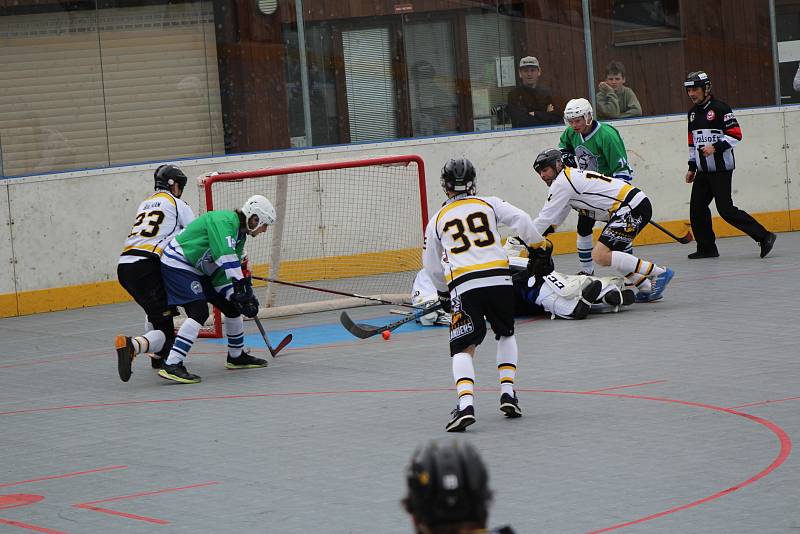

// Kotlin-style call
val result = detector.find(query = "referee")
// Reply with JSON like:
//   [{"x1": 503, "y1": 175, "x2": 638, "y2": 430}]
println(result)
[{"x1": 683, "y1": 71, "x2": 776, "y2": 259}]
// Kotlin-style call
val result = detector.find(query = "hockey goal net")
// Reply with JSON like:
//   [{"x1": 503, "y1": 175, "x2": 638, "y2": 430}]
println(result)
[{"x1": 195, "y1": 155, "x2": 428, "y2": 338}]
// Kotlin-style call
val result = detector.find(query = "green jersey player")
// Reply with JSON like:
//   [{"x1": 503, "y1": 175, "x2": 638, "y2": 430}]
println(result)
[
  {"x1": 558, "y1": 98, "x2": 635, "y2": 275},
  {"x1": 158, "y1": 195, "x2": 276, "y2": 383}
]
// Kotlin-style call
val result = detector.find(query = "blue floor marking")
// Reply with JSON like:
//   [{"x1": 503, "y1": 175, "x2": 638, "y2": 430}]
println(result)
[{"x1": 207, "y1": 316, "x2": 446, "y2": 349}]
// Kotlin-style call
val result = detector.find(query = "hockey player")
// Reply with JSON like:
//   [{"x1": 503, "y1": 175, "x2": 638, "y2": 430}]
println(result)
[
  {"x1": 116, "y1": 164, "x2": 196, "y2": 382},
  {"x1": 158, "y1": 195, "x2": 276, "y2": 383},
  {"x1": 403, "y1": 439, "x2": 515, "y2": 534},
  {"x1": 504, "y1": 237, "x2": 633, "y2": 317},
  {"x1": 422, "y1": 157, "x2": 551, "y2": 432},
  {"x1": 531, "y1": 148, "x2": 674, "y2": 302},
  {"x1": 559, "y1": 98, "x2": 635, "y2": 276}
]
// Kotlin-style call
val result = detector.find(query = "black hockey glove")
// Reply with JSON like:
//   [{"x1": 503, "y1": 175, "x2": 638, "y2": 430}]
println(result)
[
  {"x1": 560, "y1": 148, "x2": 576, "y2": 168},
  {"x1": 437, "y1": 290, "x2": 452, "y2": 314},
  {"x1": 527, "y1": 241, "x2": 554, "y2": 278},
  {"x1": 231, "y1": 277, "x2": 259, "y2": 318}
]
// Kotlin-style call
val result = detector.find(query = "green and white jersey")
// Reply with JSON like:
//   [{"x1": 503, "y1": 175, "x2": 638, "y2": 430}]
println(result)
[
  {"x1": 161, "y1": 210, "x2": 246, "y2": 289},
  {"x1": 559, "y1": 121, "x2": 634, "y2": 181}
]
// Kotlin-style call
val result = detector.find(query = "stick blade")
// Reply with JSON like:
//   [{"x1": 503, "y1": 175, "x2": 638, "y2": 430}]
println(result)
[
  {"x1": 269, "y1": 333, "x2": 293, "y2": 357},
  {"x1": 339, "y1": 311, "x2": 382, "y2": 339},
  {"x1": 678, "y1": 230, "x2": 694, "y2": 244}
]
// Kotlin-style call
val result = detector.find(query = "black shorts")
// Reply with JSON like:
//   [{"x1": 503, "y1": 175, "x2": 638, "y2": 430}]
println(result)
[
  {"x1": 598, "y1": 198, "x2": 652, "y2": 251},
  {"x1": 117, "y1": 259, "x2": 172, "y2": 323},
  {"x1": 448, "y1": 285, "x2": 515, "y2": 356}
]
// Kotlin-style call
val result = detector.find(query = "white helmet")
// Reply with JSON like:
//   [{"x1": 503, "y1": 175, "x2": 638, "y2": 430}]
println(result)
[
  {"x1": 563, "y1": 98, "x2": 593, "y2": 126},
  {"x1": 241, "y1": 194, "x2": 276, "y2": 232}
]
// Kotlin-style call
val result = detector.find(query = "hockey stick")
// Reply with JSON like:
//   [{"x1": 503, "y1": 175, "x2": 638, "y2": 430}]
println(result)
[
  {"x1": 253, "y1": 316, "x2": 293, "y2": 358},
  {"x1": 648, "y1": 220, "x2": 693, "y2": 244},
  {"x1": 340, "y1": 300, "x2": 445, "y2": 339},
  {"x1": 250, "y1": 275, "x2": 416, "y2": 309},
  {"x1": 340, "y1": 269, "x2": 530, "y2": 339}
]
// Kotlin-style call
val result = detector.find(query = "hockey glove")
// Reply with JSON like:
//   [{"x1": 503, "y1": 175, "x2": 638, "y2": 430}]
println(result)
[
  {"x1": 231, "y1": 277, "x2": 259, "y2": 319},
  {"x1": 437, "y1": 290, "x2": 452, "y2": 314},
  {"x1": 560, "y1": 148, "x2": 576, "y2": 168},
  {"x1": 527, "y1": 241, "x2": 555, "y2": 278}
]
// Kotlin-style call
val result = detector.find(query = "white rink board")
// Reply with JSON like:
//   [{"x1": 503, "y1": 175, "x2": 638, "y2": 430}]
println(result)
[{"x1": 1, "y1": 106, "x2": 797, "y2": 294}]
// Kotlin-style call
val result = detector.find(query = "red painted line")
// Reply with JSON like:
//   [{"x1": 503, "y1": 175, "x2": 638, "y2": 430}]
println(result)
[
  {"x1": 512, "y1": 390, "x2": 792, "y2": 534},
  {"x1": 0, "y1": 466, "x2": 127, "y2": 488},
  {"x1": 0, "y1": 494, "x2": 44, "y2": 510},
  {"x1": 582, "y1": 380, "x2": 667, "y2": 393},
  {"x1": 0, "y1": 517, "x2": 66, "y2": 534},
  {"x1": 727, "y1": 395, "x2": 800, "y2": 409},
  {"x1": 0, "y1": 389, "x2": 454, "y2": 416},
  {"x1": 72, "y1": 481, "x2": 219, "y2": 525},
  {"x1": 73, "y1": 505, "x2": 169, "y2": 525}
]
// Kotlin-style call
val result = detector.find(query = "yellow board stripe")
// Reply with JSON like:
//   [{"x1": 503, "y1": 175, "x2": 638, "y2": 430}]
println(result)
[{"x1": 1, "y1": 210, "x2": 796, "y2": 319}]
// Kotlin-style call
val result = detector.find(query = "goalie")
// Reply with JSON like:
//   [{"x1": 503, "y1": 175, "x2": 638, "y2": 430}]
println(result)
[{"x1": 411, "y1": 237, "x2": 633, "y2": 326}]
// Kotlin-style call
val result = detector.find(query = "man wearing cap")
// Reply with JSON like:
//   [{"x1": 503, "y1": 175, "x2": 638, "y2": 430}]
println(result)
[{"x1": 506, "y1": 56, "x2": 562, "y2": 128}]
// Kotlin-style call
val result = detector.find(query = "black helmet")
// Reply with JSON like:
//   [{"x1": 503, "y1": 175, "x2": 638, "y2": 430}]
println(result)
[
  {"x1": 441, "y1": 158, "x2": 477, "y2": 195},
  {"x1": 154, "y1": 164, "x2": 188, "y2": 191},
  {"x1": 533, "y1": 148, "x2": 563, "y2": 173},
  {"x1": 684, "y1": 71, "x2": 711, "y2": 90},
  {"x1": 403, "y1": 440, "x2": 491, "y2": 528}
]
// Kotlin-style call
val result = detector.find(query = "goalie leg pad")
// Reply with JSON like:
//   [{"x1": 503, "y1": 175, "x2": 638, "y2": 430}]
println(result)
[{"x1": 533, "y1": 271, "x2": 591, "y2": 299}]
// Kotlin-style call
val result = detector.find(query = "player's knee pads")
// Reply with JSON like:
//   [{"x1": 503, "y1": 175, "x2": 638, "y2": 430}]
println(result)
[
  {"x1": 577, "y1": 215, "x2": 595, "y2": 236},
  {"x1": 183, "y1": 301, "x2": 210, "y2": 325}
]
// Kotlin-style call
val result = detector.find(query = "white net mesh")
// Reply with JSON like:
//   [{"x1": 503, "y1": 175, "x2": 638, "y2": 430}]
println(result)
[{"x1": 193, "y1": 156, "x2": 427, "y2": 335}]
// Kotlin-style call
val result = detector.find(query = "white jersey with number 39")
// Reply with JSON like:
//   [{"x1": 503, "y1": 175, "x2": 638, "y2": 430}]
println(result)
[
  {"x1": 423, "y1": 194, "x2": 545, "y2": 295},
  {"x1": 119, "y1": 191, "x2": 195, "y2": 265}
]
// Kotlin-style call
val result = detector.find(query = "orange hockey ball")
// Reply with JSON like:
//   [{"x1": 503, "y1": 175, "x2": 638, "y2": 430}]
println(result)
[{"x1": 382, "y1": 330, "x2": 391, "y2": 340}]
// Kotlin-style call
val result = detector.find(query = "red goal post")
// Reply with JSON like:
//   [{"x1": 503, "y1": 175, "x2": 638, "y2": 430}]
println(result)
[{"x1": 194, "y1": 155, "x2": 429, "y2": 338}]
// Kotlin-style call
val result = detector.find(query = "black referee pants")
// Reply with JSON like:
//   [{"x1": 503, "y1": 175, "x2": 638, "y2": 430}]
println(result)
[{"x1": 689, "y1": 170, "x2": 768, "y2": 251}]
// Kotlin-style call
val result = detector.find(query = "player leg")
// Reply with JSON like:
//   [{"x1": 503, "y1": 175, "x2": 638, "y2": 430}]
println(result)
[
  {"x1": 709, "y1": 170, "x2": 775, "y2": 256},
  {"x1": 688, "y1": 171, "x2": 719, "y2": 258},
  {"x1": 594, "y1": 200, "x2": 674, "y2": 303},
  {"x1": 484, "y1": 285, "x2": 522, "y2": 418},
  {"x1": 115, "y1": 260, "x2": 172, "y2": 381},
  {"x1": 445, "y1": 290, "x2": 486, "y2": 432},
  {"x1": 576, "y1": 214, "x2": 596, "y2": 275},
  {"x1": 157, "y1": 264, "x2": 205, "y2": 383},
  {"x1": 204, "y1": 285, "x2": 267, "y2": 369}
]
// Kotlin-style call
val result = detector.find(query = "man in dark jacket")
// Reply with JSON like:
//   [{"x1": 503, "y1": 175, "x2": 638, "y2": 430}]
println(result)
[{"x1": 506, "y1": 56, "x2": 562, "y2": 127}]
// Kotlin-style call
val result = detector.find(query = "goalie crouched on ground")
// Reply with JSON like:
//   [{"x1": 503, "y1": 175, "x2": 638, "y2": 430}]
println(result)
[{"x1": 156, "y1": 194, "x2": 277, "y2": 384}]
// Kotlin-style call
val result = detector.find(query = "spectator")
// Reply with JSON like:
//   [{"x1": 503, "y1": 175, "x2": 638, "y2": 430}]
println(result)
[
  {"x1": 403, "y1": 439, "x2": 515, "y2": 534},
  {"x1": 506, "y1": 56, "x2": 562, "y2": 127},
  {"x1": 596, "y1": 61, "x2": 642, "y2": 119}
]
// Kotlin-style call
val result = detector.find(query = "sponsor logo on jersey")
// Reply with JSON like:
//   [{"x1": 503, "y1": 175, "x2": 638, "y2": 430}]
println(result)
[
  {"x1": 690, "y1": 112, "x2": 695, "y2": 122},
  {"x1": 190, "y1": 281, "x2": 202, "y2": 294},
  {"x1": 448, "y1": 298, "x2": 474, "y2": 341},
  {"x1": 706, "y1": 110, "x2": 715, "y2": 121},
  {"x1": 693, "y1": 129, "x2": 722, "y2": 145},
  {"x1": 723, "y1": 112, "x2": 734, "y2": 122}
]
